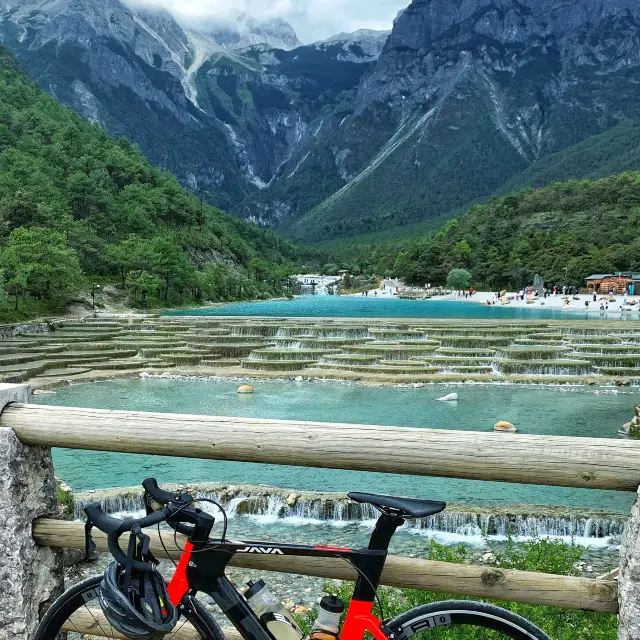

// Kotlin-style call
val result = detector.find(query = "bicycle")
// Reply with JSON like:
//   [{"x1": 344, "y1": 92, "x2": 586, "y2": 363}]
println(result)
[{"x1": 35, "y1": 478, "x2": 552, "y2": 639}]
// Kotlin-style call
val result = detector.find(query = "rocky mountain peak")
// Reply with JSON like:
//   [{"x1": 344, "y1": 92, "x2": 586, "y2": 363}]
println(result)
[
  {"x1": 314, "y1": 29, "x2": 390, "y2": 62},
  {"x1": 192, "y1": 13, "x2": 301, "y2": 51},
  {"x1": 385, "y1": 0, "x2": 640, "y2": 52}
]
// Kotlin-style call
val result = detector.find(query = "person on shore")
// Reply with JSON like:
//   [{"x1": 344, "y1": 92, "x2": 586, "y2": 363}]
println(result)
[{"x1": 585, "y1": 300, "x2": 589, "y2": 309}]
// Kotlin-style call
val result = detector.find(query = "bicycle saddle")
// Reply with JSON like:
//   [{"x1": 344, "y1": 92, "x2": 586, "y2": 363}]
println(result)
[{"x1": 348, "y1": 492, "x2": 446, "y2": 518}]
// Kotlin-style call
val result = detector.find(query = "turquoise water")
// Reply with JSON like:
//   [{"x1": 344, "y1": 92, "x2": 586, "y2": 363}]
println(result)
[
  {"x1": 40, "y1": 379, "x2": 639, "y2": 513},
  {"x1": 166, "y1": 296, "x2": 599, "y2": 319}
]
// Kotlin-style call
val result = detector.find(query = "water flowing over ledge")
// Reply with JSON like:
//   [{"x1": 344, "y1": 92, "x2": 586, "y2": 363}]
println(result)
[{"x1": 75, "y1": 483, "x2": 627, "y2": 547}]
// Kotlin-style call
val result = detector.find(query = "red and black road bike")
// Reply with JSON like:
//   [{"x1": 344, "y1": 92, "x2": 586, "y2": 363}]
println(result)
[{"x1": 35, "y1": 478, "x2": 551, "y2": 639}]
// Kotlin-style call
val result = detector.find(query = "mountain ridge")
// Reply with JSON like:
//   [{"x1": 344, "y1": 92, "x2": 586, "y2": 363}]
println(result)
[{"x1": 3, "y1": 0, "x2": 640, "y2": 242}]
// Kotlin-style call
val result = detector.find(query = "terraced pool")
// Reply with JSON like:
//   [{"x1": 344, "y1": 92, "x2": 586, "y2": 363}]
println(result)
[
  {"x1": 8, "y1": 316, "x2": 640, "y2": 386},
  {"x1": 41, "y1": 378, "x2": 639, "y2": 515}
]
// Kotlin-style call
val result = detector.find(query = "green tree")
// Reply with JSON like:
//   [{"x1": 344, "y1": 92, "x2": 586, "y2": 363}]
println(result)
[
  {"x1": 452, "y1": 240, "x2": 472, "y2": 267},
  {"x1": 4, "y1": 270, "x2": 26, "y2": 310},
  {"x1": 125, "y1": 269, "x2": 161, "y2": 307},
  {"x1": 106, "y1": 235, "x2": 152, "y2": 288},
  {"x1": 446, "y1": 268, "x2": 473, "y2": 291},
  {"x1": 148, "y1": 236, "x2": 192, "y2": 301},
  {"x1": 0, "y1": 227, "x2": 82, "y2": 300}
]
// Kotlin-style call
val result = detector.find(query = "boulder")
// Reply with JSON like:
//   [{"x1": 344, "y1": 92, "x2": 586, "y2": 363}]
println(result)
[
  {"x1": 0, "y1": 424, "x2": 63, "y2": 638},
  {"x1": 286, "y1": 492, "x2": 299, "y2": 508},
  {"x1": 494, "y1": 421, "x2": 517, "y2": 433},
  {"x1": 636, "y1": 405, "x2": 640, "y2": 419},
  {"x1": 438, "y1": 392, "x2": 458, "y2": 402},
  {"x1": 294, "y1": 376, "x2": 304, "y2": 382},
  {"x1": 237, "y1": 385, "x2": 254, "y2": 394}
]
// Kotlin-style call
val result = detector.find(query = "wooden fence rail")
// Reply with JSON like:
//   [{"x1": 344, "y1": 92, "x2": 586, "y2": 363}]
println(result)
[
  {"x1": 0, "y1": 384, "x2": 636, "y2": 640},
  {"x1": 34, "y1": 519, "x2": 619, "y2": 613},
  {"x1": 6, "y1": 403, "x2": 640, "y2": 490}
]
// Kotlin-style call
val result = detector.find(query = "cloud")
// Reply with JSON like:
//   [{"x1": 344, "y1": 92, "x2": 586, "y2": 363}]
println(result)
[{"x1": 124, "y1": 0, "x2": 408, "y2": 43}]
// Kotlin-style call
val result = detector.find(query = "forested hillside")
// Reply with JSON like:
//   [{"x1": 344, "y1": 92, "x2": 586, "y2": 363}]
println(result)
[
  {"x1": 330, "y1": 172, "x2": 640, "y2": 290},
  {"x1": 0, "y1": 46, "x2": 296, "y2": 319},
  {"x1": 6, "y1": 0, "x2": 640, "y2": 241}
]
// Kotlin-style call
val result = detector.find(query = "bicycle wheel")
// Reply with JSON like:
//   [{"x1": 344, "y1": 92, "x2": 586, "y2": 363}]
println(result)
[
  {"x1": 35, "y1": 574, "x2": 225, "y2": 639},
  {"x1": 385, "y1": 600, "x2": 551, "y2": 639}
]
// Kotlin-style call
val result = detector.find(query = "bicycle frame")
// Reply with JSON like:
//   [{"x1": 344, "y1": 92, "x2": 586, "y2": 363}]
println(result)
[{"x1": 166, "y1": 513, "x2": 404, "y2": 640}]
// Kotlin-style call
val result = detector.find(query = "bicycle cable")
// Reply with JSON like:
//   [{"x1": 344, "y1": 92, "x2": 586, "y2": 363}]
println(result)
[
  {"x1": 338, "y1": 555, "x2": 385, "y2": 623},
  {"x1": 155, "y1": 496, "x2": 234, "y2": 562},
  {"x1": 157, "y1": 522, "x2": 177, "y2": 568}
]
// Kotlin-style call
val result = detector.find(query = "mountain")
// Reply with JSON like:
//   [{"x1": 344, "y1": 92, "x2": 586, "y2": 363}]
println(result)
[
  {"x1": 328, "y1": 169, "x2": 640, "y2": 290},
  {"x1": 0, "y1": 0, "x2": 390, "y2": 223},
  {"x1": 314, "y1": 29, "x2": 391, "y2": 63},
  {"x1": 194, "y1": 14, "x2": 302, "y2": 51},
  {"x1": 284, "y1": 0, "x2": 640, "y2": 240},
  {"x1": 393, "y1": 170, "x2": 640, "y2": 290},
  {"x1": 0, "y1": 44, "x2": 296, "y2": 319},
  {"x1": 499, "y1": 120, "x2": 640, "y2": 194},
  {"x1": 0, "y1": 0, "x2": 308, "y2": 213},
  {"x1": 3, "y1": 0, "x2": 640, "y2": 243}
]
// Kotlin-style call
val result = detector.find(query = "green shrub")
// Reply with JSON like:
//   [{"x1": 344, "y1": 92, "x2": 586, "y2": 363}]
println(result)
[
  {"x1": 56, "y1": 479, "x2": 75, "y2": 520},
  {"x1": 301, "y1": 537, "x2": 617, "y2": 640}
]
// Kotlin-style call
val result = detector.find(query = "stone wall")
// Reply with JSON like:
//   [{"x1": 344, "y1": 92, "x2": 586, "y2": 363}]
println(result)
[
  {"x1": 619, "y1": 485, "x2": 640, "y2": 639},
  {"x1": 0, "y1": 385, "x2": 62, "y2": 640}
]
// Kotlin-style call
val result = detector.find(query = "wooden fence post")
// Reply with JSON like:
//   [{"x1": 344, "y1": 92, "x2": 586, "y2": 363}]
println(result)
[{"x1": 0, "y1": 384, "x2": 62, "y2": 640}]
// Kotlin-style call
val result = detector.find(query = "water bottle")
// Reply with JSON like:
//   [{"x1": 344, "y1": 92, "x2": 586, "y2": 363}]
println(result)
[
  {"x1": 310, "y1": 595, "x2": 345, "y2": 640},
  {"x1": 245, "y1": 580, "x2": 303, "y2": 640}
]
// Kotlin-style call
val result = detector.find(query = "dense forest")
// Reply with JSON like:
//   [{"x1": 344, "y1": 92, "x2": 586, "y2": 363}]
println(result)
[
  {"x1": 0, "y1": 46, "x2": 297, "y2": 319},
  {"x1": 322, "y1": 172, "x2": 640, "y2": 290}
]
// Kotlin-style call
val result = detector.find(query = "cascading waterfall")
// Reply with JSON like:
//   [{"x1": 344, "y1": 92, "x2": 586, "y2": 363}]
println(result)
[{"x1": 75, "y1": 488, "x2": 626, "y2": 546}]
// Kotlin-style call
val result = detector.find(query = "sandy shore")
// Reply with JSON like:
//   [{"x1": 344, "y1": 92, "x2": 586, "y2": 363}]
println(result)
[
  {"x1": 346, "y1": 280, "x2": 640, "y2": 317},
  {"x1": 433, "y1": 290, "x2": 640, "y2": 314}
]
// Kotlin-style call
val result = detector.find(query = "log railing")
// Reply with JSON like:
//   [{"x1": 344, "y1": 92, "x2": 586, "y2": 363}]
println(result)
[
  {"x1": 0, "y1": 383, "x2": 637, "y2": 639},
  {"x1": 33, "y1": 519, "x2": 618, "y2": 612},
  {"x1": 5, "y1": 403, "x2": 640, "y2": 490}
]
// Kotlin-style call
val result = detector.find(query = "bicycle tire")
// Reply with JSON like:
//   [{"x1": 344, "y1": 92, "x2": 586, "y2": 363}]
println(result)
[
  {"x1": 34, "y1": 574, "x2": 226, "y2": 639},
  {"x1": 385, "y1": 600, "x2": 552, "y2": 639}
]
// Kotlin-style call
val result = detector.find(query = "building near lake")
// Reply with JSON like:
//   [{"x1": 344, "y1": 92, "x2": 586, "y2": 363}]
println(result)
[{"x1": 585, "y1": 272, "x2": 640, "y2": 294}]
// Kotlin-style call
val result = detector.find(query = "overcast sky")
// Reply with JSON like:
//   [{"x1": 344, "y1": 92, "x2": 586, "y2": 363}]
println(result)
[{"x1": 126, "y1": 0, "x2": 409, "y2": 43}]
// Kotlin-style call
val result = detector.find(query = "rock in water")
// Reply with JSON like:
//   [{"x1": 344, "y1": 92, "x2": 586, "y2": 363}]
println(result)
[
  {"x1": 294, "y1": 376, "x2": 303, "y2": 382},
  {"x1": 438, "y1": 393, "x2": 458, "y2": 402},
  {"x1": 494, "y1": 421, "x2": 517, "y2": 433},
  {"x1": 237, "y1": 385, "x2": 254, "y2": 394}
]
